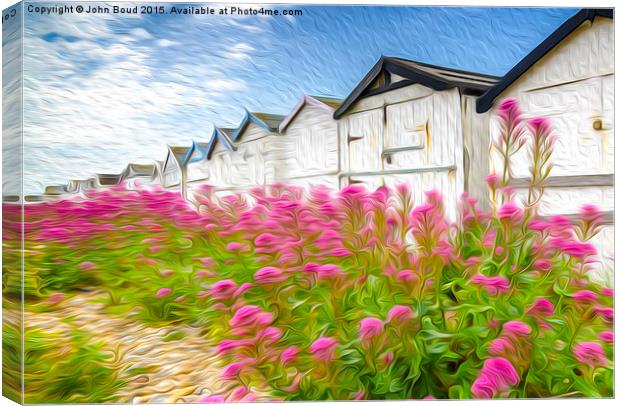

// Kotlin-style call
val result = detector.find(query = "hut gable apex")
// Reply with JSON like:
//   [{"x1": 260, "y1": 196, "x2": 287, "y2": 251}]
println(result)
[
  {"x1": 163, "y1": 145, "x2": 190, "y2": 173},
  {"x1": 333, "y1": 56, "x2": 500, "y2": 118},
  {"x1": 231, "y1": 110, "x2": 284, "y2": 142},
  {"x1": 279, "y1": 94, "x2": 343, "y2": 132},
  {"x1": 180, "y1": 140, "x2": 213, "y2": 166},
  {"x1": 207, "y1": 126, "x2": 238, "y2": 159},
  {"x1": 476, "y1": 8, "x2": 613, "y2": 113}
]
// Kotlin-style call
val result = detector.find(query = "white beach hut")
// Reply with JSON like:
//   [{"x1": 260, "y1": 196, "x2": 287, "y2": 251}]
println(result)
[
  {"x1": 277, "y1": 95, "x2": 343, "y2": 189},
  {"x1": 333, "y1": 56, "x2": 501, "y2": 219}
]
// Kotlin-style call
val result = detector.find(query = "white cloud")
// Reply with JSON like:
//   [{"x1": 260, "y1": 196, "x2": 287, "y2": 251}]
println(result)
[
  {"x1": 205, "y1": 78, "x2": 247, "y2": 91},
  {"x1": 157, "y1": 38, "x2": 179, "y2": 47},
  {"x1": 129, "y1": 27, "x2": 153, "y2": 40}
]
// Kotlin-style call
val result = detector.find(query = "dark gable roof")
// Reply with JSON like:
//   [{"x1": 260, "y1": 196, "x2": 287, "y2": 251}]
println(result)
[
  {"x1": 476, "y1": 8, "x2": 613, "y2": 113},
  {"x1": 334, "y1": 56, "x2": 500, "y2": 119}
]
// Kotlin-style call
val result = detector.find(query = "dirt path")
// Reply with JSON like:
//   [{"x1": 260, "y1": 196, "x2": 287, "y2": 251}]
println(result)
[{"x1": 18, "y1": 292, "x2": 265, "y2": 403}]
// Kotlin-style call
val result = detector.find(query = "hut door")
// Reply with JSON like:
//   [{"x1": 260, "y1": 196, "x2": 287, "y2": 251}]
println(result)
[{"x1": 347, "y1": 109, "x2": 384, "y2": 172}]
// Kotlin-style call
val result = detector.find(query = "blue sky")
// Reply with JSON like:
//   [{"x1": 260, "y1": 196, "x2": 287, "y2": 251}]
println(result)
[{"x1": 12, "y1": 2, "x2": 578, "y2": 193}]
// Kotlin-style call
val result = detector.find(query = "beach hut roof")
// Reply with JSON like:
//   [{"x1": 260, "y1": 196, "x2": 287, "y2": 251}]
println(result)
[
  {"x1": 44, "y1": 185, "x2": 67, "y2": 195},
  {"x1": 95, "y1": 173, "x2": 121, "y2": 186},
  {"x1": 162, "y1": 146, "x2": 191, "y2": 173},
  {"x1": 279, "y1": 94, "x2": 343, "y2": 132},
  {"x1": 333, "y1": 56, "x2": 500, "y2": 119},
  {"x1": 476, "y1": 8, "x2": 613, "y2": 113},
  {"x1": 121, "y1": 163, "x2": 156, "y2": 179},
  {"x1": 230, "y1": 110, "x2": 285, "y2": 142}
]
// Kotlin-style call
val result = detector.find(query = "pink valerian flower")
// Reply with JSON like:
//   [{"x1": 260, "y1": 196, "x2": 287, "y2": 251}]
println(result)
[
  {"x1": 229, "y1": 305, "x2": 273, "y2": 330},
  {"x1": 209, "y1": 280, "x2": 238, "y2": 301},
  {"x1": 528, "y1": 298, "x2": 554, "y2": 317},
  {"x1": 593, "y1": 307, "x2": 613, "y2": 321},
  {"x1": 254, "y1": 266, "x2": 288, "y2": 285},
  {"x1": 578, "y1": 204, "x2": 604, "y2": 239},
  {"x1": 529, "y1": 219, "x2": 551, "y2": 233},
  {"x1": 281, "y1": 374, "x2": 303, "y2": 393},
  {"x1": 226, "y1": 242, "x2": 250, "y2": 253},
  {"x1": 533, "y1": 259, "x2": 552, "y2": 272},
  {"x1": 387, "y1": 305, "x2": 415, "y2": 324},
  {"x1": 529, "y1": 116, "x2": 552, "y2": 135},
  {"x1": 195, "y1": 257, "x2": 216, "y2": 268},
  {"x1": 195, "y1": 270, "x2": 215, "y2": 280},
  {"x1": 573, "y1": 342, "x2": 608, "y2": 367},
  {"x1": 580, "y1": 204, "x2": 603, "y2": 224},
  {"x1": 471, "y1": 357, "x2": 520, "y2": 399},
  {"x1": 197, "y1": 395, "x2": 225, "y2": 403},
  {"x1": 497, "y1": 202, "x2": 523, "y2": 222},
  {"x1": 376, "y1": 351, "x2": 392, "y2": 366},
  {"x1": 233, "y1": 282, "x2": 254, "y2": 298},
  {"x1": 485, "y1": 173, "x2": 500, "y2": 190},
  {"x1": 159, "y1": 269, "x2": 174, "y2": 277},
  {"x1": 257, "y1": 327, "x2": 283, "y2": 344},
  {"x1": 548, "y1": 215, "x2": 574, "y2": 239},
  {"x1": 228, "y1": 387, "x2": 249, "y2": 402},
  {"x1": 254, "y1": 232, "x2": 280, "y2": 254},
  {"x1": 527, "y1": 117, "x2": 556, "y2": 206},
  {"x1": 309, "y1": 337, "x2": 339, "y2": 362},
  {"x1": 572, "y1": 290, "x2": 599, "y2": 304},
  {"x1": 599, "y1": 331, "x2": 613, "y2": 343},
  {"x1": 494, "y1": 98, "x2": 526, "y2": 185},
  {"x1": 304, "y1": 263, "x2": 345, "y2": 280},
  {"x1": 557, "y1": 240, "x2": 597, "y2": 259},
  {"x1": 502, "y1": 320, "x2": 532, "y2": 337},
  {"x1": 359, "y1": 317, "x2": 384, "y2": 344},
  {"x1": 216, "y1": 339, "x2": 253, "y2": 355},
  {"x1": 79, "y1": 261, "x2": 96, "y2": 271},
  {"x1": 155, "y1": 288, "x2": 172, "y2": 298},
  {"x1": 396, "y1": 270, "x2": 418, "y2": 283},
  {"x1": 280, "y1": 346, "x2": 300, "y2": 365},
  {"x1": 470, "y1": 274, "x2": 510, "y2": 295},
  {"x1": 222, "y1": 361, "x2": 246, "y2": 380},
  {"x1": 488, "y1": 338, "x2": 516, "y2": 356},
  {"x1": 600, "y1": 288, "x2": 613, "y2": 297}
]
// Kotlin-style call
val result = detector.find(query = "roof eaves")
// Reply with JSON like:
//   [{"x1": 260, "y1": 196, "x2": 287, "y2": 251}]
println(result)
[
  {"x1": 476, "y1": 8, "x2": 613, "y2": 113},
  {"x1": 334, "y1": 56, "x2": 386, "y2": 119}
]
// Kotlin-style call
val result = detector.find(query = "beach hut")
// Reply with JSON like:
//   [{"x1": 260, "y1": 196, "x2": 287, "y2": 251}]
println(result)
[
  {"x1": 161, "y1": 146, "x2": 191, "y2": 197},
  {"x1": 473, "y1": 8, "x2": 614, "y2": 279},
  {"x1": 95, "y1": 173, "x2": 122, "y2": 188},
  {"x1": 228, "y1": 111, "x2": 284, "y2": 188},
  {"x1": 206, "y1": 127, "x2": 238, "y2": 191},
  {"x1": 44, "y1": 185, "x2": 68, "y2": 198},
  {"x1": 276, "y1": 95, "x2": 343, "y2": 189},
  {"x1": 333, "y1": 56, "x2": 500, "y2": 219},
  {"x1": 120, "y1": 163, "x2": 157, "y2": 190}
]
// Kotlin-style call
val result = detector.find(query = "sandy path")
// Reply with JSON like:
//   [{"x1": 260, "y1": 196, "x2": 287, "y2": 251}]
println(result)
[{"x1": 17, "y1": 292, "x2": 264, "y2": 403}]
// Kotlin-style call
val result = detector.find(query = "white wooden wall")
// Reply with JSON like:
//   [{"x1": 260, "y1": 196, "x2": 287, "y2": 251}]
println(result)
[
  {"x1": 338, "y1": 85, "x2": 465, "y2": 220},
  {"x1": 187, "y1": 152, "x2": 210, "y2": 183},
  {"x1": 274, "y1": 104, "x2": 339, "y2": 181},
  {"x1": 162, "y1": 166, "x2": 181, "y2": 188},
  {"x1": 485, "y1": 17, "x2": 614, "y2": 282}
]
